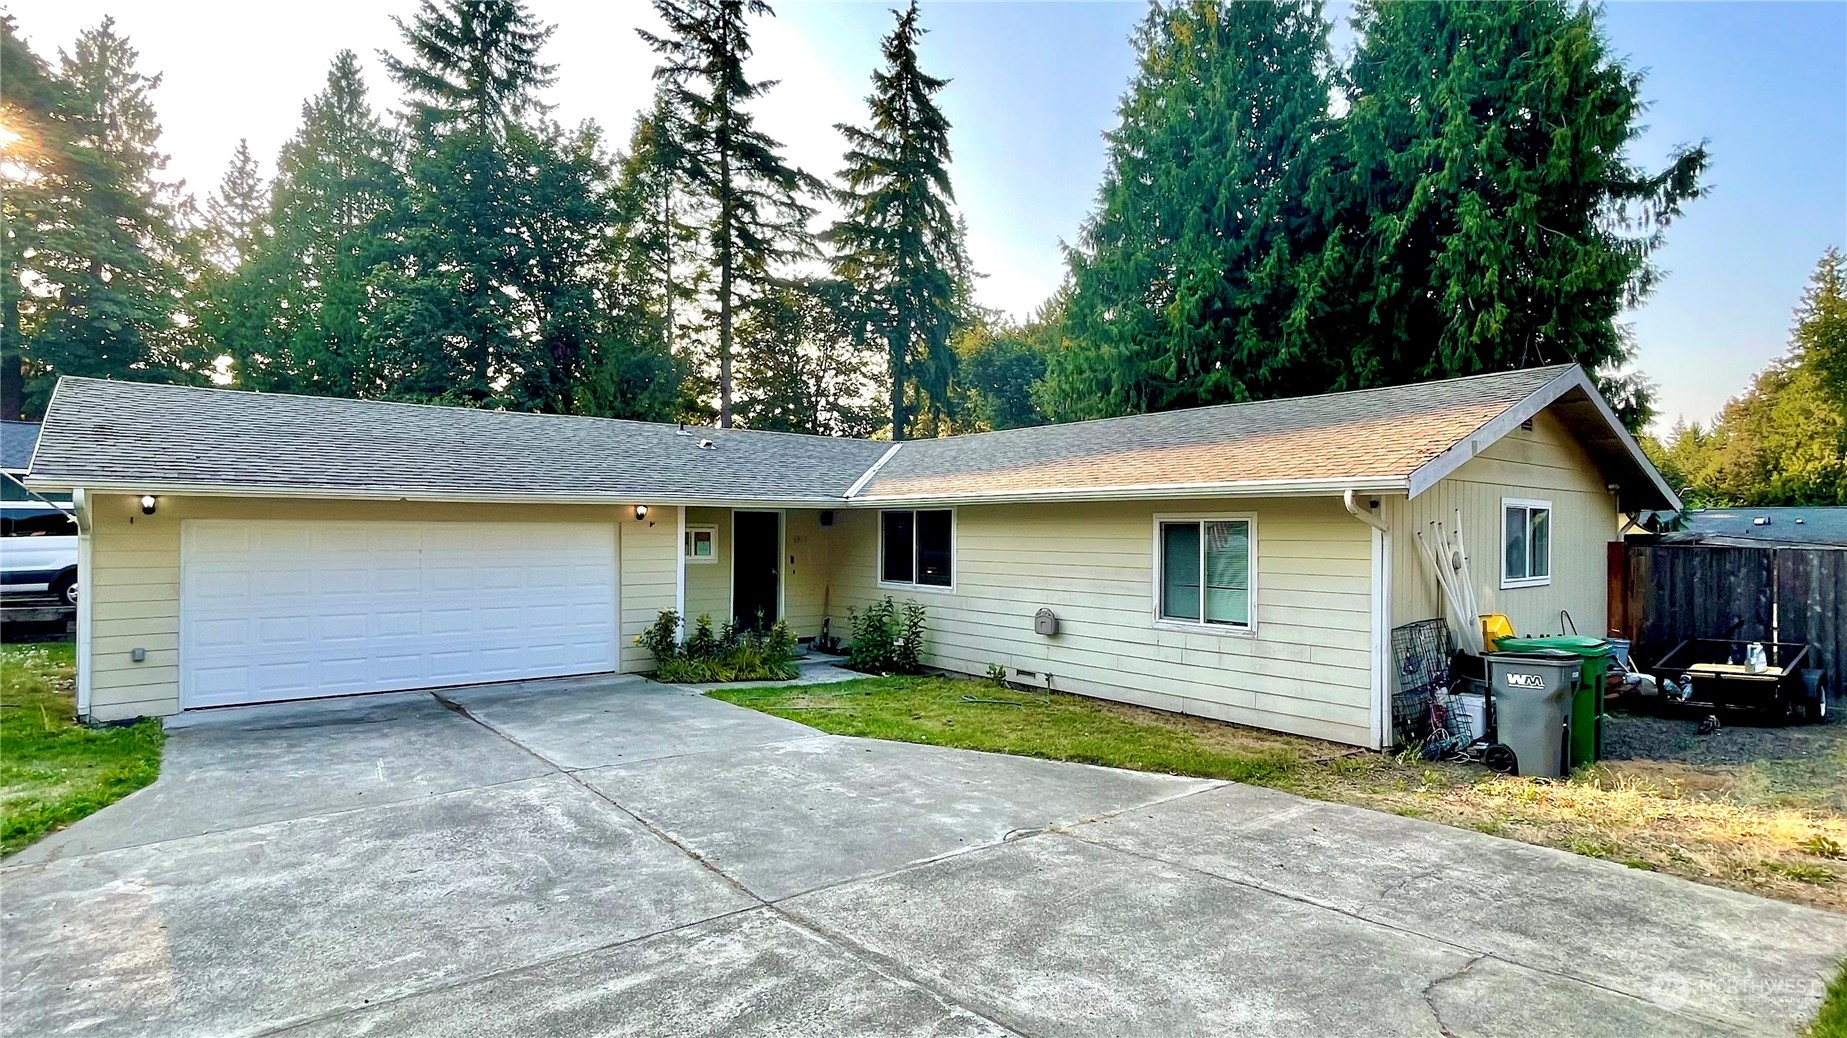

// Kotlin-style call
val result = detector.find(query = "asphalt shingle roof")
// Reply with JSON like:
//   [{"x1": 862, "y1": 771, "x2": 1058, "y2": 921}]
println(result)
[
  {"x1": 29, "y1": 365, "x2": 1598, "y2": 506},
  {"x1": 853, "y1": 365, "x2": 1574, "y2": 501},
  {"x1": 1, "y1": 420, "x2": 40, "y2": 472},
  {"x1": 29, "y1": 378, "x2": 893, "y2": 502}
]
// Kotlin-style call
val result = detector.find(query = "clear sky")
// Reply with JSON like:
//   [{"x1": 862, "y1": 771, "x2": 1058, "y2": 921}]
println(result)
[{"x1": 8, "y1": 1, "x2": 1845, "y2": 433}]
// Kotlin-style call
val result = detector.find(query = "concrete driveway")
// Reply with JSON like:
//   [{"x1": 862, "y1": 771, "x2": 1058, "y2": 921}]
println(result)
[{"x1": 3, "y1": 677, "x2": 1842, "y2": 1038}]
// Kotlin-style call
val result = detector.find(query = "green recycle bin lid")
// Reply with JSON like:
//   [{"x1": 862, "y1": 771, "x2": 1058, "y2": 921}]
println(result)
[{"x1": 1493, "y1": 635, "x2": 1613, "y2": 658}]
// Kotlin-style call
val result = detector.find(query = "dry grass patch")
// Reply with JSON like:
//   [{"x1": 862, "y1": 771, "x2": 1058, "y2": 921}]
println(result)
[{"x1": 1278, "y1": 755, "x2": 1847, "y2": 910}]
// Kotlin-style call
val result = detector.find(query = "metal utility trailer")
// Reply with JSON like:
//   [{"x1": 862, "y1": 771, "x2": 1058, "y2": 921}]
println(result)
[{"x1": 1648, "y1": 638, "x2": 1826, "y2": 721}]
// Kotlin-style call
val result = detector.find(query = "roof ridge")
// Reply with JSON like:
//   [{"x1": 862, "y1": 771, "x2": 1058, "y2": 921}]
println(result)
[{"x1": 903, "y1": 363, "x2": 1581, "y2": 448}]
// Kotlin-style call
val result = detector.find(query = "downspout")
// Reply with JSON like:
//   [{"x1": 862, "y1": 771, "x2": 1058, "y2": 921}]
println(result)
[
  {"x1": 72, "y1": 488, "x2": 93, "y2": 721},
  {"x1": 1344, "y1": 490, "x2": 1391, "y2": 750}
]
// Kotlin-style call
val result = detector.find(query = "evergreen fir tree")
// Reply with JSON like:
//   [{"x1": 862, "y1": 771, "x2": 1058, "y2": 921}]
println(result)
[
  {"x1": 1044, "y1": 0, "x2": 1333, "y2": 421},
  {"x1": 380, "y1": 0, "x2": 555, "y2": 135},
  {"x1": 20, "y1": 17, "x2": 200, "y2": 415},
  {"x1": 201, "y1": 140, "x2": 266, "y2": 270},
  {"x1": 1310, "y1": 0, "x2": 1708, "y2": 427},
  {"x1": 640, "y1": 0, "x2": 817, "y2": 428},
  {"x1": 828, "y1": 0, "x2": 970, "y2": 439},
  {"x1": 226, "y1": 51, "x2": 401, "y2": 397},
  {"x1": 0, "y1": 16, "x2": 69, "y2": 419}
]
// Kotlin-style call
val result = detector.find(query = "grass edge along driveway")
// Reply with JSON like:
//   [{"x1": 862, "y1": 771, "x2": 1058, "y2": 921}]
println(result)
[
  {"x1": 708, "y1": 675, "x2": 1847, "y2": 913},
  {"x1": 1, "y1": 641, "x2": 164, "y2": 856}
]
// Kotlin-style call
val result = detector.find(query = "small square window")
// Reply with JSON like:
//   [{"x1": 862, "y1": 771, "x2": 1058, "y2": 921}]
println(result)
[{"x1": 684, "y1": 526, "x2": 716, "y2": 562}]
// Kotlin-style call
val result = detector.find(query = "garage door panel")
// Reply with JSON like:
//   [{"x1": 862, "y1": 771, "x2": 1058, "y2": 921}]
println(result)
[{"x1": 181, "y1": 520, "x2": 618, "y2": 709}]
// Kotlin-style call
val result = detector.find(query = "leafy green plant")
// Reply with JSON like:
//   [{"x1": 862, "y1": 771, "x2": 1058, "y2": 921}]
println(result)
[
  {"x1": 847, "y1": 597, "x2": 927, "y2": 675},
  {"x1": 640, "y1": 610, "x2": 799, "y2": 683},
  {"x1": 986, "y1": 663, "x2": 1010, "y2": 688}
]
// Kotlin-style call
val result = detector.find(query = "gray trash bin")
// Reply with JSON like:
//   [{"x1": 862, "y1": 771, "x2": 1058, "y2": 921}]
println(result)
[{"x1": 1485, "y1": 650, "x2": 1580, "y2": 777}]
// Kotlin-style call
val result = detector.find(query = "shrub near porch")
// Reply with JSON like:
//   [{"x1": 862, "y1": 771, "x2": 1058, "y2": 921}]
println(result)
[{"x1": 639, "y1": 611, "x2": 800, "y2": 683}]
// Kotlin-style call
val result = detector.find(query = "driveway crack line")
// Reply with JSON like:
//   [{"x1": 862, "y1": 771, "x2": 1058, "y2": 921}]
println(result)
[
  {"x1": 434, "y1": 690, "x2": 1036, "y2": 1038},
  {"x1": 1421, "y1": 952, "x2": 1489, "y2": 1038},
  {"x1": 1051, "y1": 824, "x2": 1776, "y2": 1037}
]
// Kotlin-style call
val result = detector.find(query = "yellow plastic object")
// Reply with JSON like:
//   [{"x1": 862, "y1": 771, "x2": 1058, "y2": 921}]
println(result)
[{"x1": 1480, "y1": 614, "x2": 1515, "y2": 651}]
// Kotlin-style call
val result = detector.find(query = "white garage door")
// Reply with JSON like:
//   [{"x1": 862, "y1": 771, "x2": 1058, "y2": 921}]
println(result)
[{"x1": 180, "y1": 520, "x2": 618, "y2": 709}]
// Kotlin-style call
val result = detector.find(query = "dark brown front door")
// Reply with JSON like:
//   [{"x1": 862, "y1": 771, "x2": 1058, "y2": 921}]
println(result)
[{"x1": 733, "y1": 511, "x2": 780, "y2": 631}]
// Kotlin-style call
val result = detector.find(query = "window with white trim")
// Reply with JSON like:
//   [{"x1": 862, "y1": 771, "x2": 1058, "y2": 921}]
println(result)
[
  {"x1": 880, "y1": 509, "x2": 953, "y2": 588},
  {"x1": 1502, "y1": 499, "x2": 1551, "y2": 588},
  {"x1": 1156, "y1": 518, "x2": 1252, "y2": 629},
  {"x1": 684, "y1": 525, "x2": 717, "y2": 562}
]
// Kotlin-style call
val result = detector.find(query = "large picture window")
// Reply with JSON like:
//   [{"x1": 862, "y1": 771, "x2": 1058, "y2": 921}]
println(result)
[
  {"x1": 881, "y1": 509, "x2": 953, "y2": 588},
  {"x1": 1156, "y1": 517, "x2": 1252, "y2": 629},
  {"x1": 1502, "y1": 499, "x2": 1552, "y2": 588}
]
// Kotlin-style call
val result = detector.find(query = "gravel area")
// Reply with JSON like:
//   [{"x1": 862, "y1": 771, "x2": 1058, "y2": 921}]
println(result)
[{"x1": 1603, "y1": 706, "x2": 1844, "y2": 767}]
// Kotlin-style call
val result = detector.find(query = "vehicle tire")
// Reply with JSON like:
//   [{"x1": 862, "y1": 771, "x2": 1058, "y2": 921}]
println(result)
[{"x1": 50, "y1": 571, "x2": 77, "y2": 608}]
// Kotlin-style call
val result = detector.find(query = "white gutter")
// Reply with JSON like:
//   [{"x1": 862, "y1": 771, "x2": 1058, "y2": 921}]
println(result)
[
  {"x1": 19, "y1": 479, "x2": 851, "y2": 511},
  {"x1": 1342, "y1": 489, "x2": 1389, "y2": 532},
  {"x1": 71, "y1": 487, "x2": 92, "y2": 721},
  {"x1": 1343, "y1": 489, "x2": 1392, "y2": 750},
  {"x1": 853, "y1": 476, "x2": 1408, "y2": 508},
  {"x1": 842, "y1": 442, "x2": 902, "y2": 499}
]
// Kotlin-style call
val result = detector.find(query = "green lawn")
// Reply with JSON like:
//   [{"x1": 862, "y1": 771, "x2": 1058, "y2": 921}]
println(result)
[
  {"x1": 1, "y1": 641, "x2": 164, "y2": 856},
  {"x1": 710, "y1": 675, "x2": 1312, "y2": 784},
  {"x1": 1815, "y1": 961, "x2": 1847, "y2": 1038}
]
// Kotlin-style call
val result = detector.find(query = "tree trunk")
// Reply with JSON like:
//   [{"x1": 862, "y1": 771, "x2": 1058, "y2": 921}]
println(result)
[
  {"x1": 717, "y1": 135, "x2": 733, "y2": 428},
  {"x1": 889, "y1": 318, "x2": 906, "y2": 440},
  {"x1": 1, "y1": 283, "x2": 22, "y2": 422}
]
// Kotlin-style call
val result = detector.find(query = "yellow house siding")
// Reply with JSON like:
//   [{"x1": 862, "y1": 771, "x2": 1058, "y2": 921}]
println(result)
[
  {"x1": 619, "y1": 507, "x2": 679, "y2": 673},
  {"x1": 81, "y1": 494, "x2": 664, "y2": 721},
  {"x1": 680, "y1": 506, "x2": 832, "y2": 641},
  {"x1": 828, "y1": 497, "x2": 1377, "y2": 746},
  {"x1": 783, "y1": 509, "x2": 831, "y2": 640},
  {"x1": 682, "y1": 507, "x2": 732, "y2": 625},
  {"x1": 1387, "y1": 408, "x2": 1619, "y2": 643}
]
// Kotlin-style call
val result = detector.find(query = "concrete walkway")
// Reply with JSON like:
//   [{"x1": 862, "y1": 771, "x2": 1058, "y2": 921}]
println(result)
[{"x1": 2, "y1": 675, "x2": 1842, "y2": 1037}]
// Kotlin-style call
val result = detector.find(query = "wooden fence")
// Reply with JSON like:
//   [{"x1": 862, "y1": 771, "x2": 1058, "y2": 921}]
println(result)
[{"x1": 1612, "y1": 542, "x2": 1845, "y2": 695}]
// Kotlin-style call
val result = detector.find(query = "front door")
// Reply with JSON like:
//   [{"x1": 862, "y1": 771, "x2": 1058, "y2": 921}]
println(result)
[{"x1": 732, "y1": 511, "x2": 780, "y2": 631}]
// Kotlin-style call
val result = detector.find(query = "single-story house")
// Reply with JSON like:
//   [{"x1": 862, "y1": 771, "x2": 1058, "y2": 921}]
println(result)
[{"x1": 25, "y1": 363, "x2": 1677, "y2": 748}]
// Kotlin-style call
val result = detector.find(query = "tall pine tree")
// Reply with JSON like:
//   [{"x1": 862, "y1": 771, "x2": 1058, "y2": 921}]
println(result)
[
  {"x1": 11, "y1": 18, "x2": 199, "y2": 416},
  {"x1": 640, "y1": 0, "x2": 817, "y2": 428},
  {"x1": 229, "y1": 50, "x2": 401, "y2": 396},
  {"x1": 828, "y1": 0, "x2": 970, "y2": 439},
  {"x1": 1309, "y1": 0, "x2": 1708, "y2": 427},
  {"x1": 606, "y1": 89, "x2": 708, "y2": 417},
  {"x1": 1044, "y1": 0, "x2": 1333, "y2": 421},
  {"x1": 377, "y1": 0, "x2": 642, "y2": 414},
  {"x1": 0, "y1": 16, "x2": 69, "y2": 419}
]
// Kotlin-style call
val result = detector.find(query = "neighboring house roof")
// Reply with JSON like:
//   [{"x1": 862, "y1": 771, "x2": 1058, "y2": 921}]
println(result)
[
  {"x1": 1660, "y1": 507, "x2": 1847, "y2": 548},
  {"x1": 1, "y1": 420, "x2": 40, "y2": 473},
  {"x1": 27, "y1": 378, "x2": 894, "y2": 504},
  {"x1": 27, "y1": 365, "x2": 1678, "y2": 511}
]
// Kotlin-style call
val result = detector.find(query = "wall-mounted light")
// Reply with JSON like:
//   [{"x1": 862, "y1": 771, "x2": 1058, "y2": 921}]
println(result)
[
  {"x1": 139, "y1": 495, "x2": 158, "y2": 515},
  {"x1": 633, "y1": 504, "x2": 650, "y2": 521}
]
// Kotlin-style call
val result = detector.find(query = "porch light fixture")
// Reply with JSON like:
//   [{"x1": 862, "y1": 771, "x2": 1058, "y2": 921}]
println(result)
[
  {"x1": 633, "y1": 504, "x2": 650, "y2": 521},
  {"x1": 139, "y1": 495, "x2": 158, "y2": 515}
]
